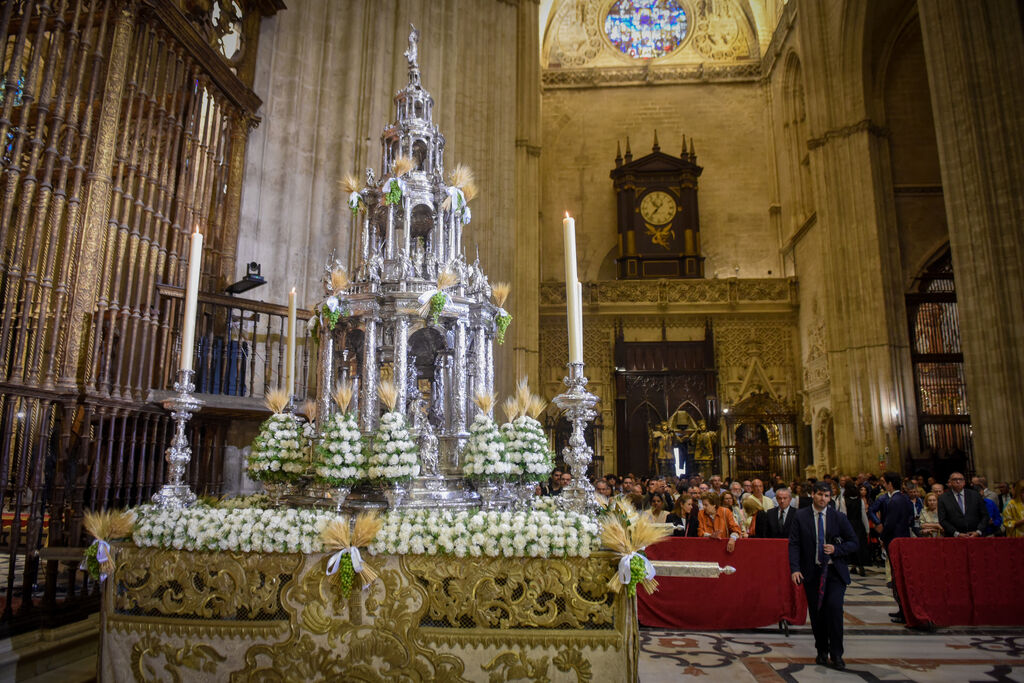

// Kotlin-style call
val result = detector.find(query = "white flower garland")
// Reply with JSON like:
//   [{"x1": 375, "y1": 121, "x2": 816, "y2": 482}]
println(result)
[
  {"x1": 315, "y1": 412, "x2": 366, "y2": 486},
  {"x1": 500, "y1": 416, "x2": 554, "y2": 483},
  {"x1": 367, "y1": 411, "x2": 419, "y2": 482},
  {"x1": 367, "y1": 504, "x2": 600, "y2": 558},
  {"x1": 130, "y1": 501, "x2": 600, "y2": 559},
  {"x1": 247, "y1": 413, "x2": 308, "y2": 483},
  {"x1": 132, "y1": 505, "x2": 334, "y2": 555},
  {"x1": 462, "y1": 413, "x2": 511, "y2": 479}
]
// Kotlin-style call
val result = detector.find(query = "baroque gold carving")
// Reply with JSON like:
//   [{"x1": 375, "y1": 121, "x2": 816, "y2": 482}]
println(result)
[
  {"x1": 130, "y1": 634, "x2": 226, "y2": 683},
  {"x1": 114, "y1": 546, "x2": 301, "y2": 620},
  {"x1": 104, "y1": 550, "x2": 634, "y2": 682},
  {"x1": 404, "y1": 555, "x2": 616, "y2": 631}
]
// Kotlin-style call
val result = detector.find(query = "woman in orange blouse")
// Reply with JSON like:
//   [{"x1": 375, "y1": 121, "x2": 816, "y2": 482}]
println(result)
[{"x1": 697, "y1": 491, "x2": 741, "y2": 553}]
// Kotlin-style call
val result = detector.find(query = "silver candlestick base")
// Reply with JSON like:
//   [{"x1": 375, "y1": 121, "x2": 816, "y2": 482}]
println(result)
[
  {"x1": 152, "y1": 369, "x2": 202, "y2": 509},
  {"x1": 553, "y1": 362, "x2": 600, "y2": 514}
]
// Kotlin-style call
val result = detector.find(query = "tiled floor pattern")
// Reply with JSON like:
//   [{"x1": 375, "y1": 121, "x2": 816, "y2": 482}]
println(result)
[{"x1": 639, "y1": 566, "x2": 1024, "y2": 682}]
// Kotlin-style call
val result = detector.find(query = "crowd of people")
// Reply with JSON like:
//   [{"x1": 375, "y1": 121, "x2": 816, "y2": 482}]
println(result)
[{"x1": 540, "y1": 467, "x2": 1024, "y2": 562}]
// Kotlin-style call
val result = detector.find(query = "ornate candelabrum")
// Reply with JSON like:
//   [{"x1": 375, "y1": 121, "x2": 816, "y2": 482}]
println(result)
[
  {"x1": 152, "y1": 369, "x2": 202, "y2": 509},
  {"x1": 553, "y1": 362, "x2": 600, "y2": 514}
]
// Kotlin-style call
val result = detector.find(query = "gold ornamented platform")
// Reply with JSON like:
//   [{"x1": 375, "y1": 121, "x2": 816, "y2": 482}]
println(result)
[{"x1": 100, "y1": 546, "x2": 637, "y2": 681}]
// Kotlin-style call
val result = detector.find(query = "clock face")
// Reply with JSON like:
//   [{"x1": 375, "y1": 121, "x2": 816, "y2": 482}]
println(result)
[{"x1": 640, "y1": 190, "x2": 677, "y2": 225}]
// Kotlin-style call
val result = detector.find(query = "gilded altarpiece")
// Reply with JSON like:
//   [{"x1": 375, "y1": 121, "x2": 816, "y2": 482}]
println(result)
[
  {"x1": 101, "y1": 546, "x2": 636, "y2": 682},
  {"x1": 539, "y1": 279, "x2": 800, "y2": 479}
]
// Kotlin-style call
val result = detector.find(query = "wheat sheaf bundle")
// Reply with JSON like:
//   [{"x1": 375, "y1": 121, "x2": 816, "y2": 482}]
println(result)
[
  {"x1": 330, "y1": 267, "x2": 349, "y2": 292},
  {"x1": 265, "y1": 388, "x2": 290, "y2": 414},
  {"x1": 527, "y1": 395, "x2": 547, "y2": 420},
  {"x1": 502, "y1": 396, "x2": 520, "y2": 423},
  {"x1": 600, "y1": 506, "x2": 672, "y2": 595},
  {"x1": 473, "y1": 391, "x2": 496, "y2": 416},
  {"x1": 302, "y1": 400, "x2": 318, "y2": 423},
  {"x1": 392, "y1": 155, "x2": 415, "y2": 178},
  {"x1": 321, "y1": 512, "x2": 383, "y2": 585},
  {"x1": 340, "y1": 172, "x2": 360, "y2": 195},
  {"x1": 514, "y1": 377, "x2": 532, "y2": 414},
  {"x1": 82, "y1": 509, "x2": 136, "y2": 579},
  {"x1": 333, "y1": 380, "x2": 354, "y2": 414},
  {"x1": 418, "y1": 269, "x2": 459, "y2": 319},
  {"x1": 442, "y1": 164, "x2": 478, "y2": 209},
  {"x1": 492, "y1": 282, "x2": 511, "y2": 309},
  {"x1": 378, "y1": 380, "x2": 398, "y2": 413}
]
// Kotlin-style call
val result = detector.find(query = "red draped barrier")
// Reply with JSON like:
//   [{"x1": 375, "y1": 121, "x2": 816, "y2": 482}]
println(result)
[
  {"x1": 637, "y1": 538, "x2": 807, "y2": 629},
  {"x1": 889, "y1": 537, "x2": 1024, "y2": 627}
]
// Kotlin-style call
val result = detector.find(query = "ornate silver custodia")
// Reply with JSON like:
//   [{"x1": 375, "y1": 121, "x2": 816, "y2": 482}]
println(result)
[
  {"x1": 315, "y1": 26, "x2": 497, "y2": 510},
  {"x1": 554, "y1": 362, "x2": 601, "y2": 514},
  {"x1": 152, "y1": 369, "x2": 202, "y2": 509}
]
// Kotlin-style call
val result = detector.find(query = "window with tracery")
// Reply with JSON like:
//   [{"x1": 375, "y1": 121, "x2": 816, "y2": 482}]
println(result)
[{"x1": 604, "y1": 0, "x2": 689, "y2": 59}]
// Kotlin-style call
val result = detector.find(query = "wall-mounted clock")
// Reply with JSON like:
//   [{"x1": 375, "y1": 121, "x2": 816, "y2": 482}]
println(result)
[{"x1": 610, "y1": 132, "x2": 704, "y2": 279}]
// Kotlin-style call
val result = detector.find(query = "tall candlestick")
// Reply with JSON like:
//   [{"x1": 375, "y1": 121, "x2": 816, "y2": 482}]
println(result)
[
  {"x1": 179, "y1": 225, "x2": 203, "y2": 371},
  {"x1": 563, "y1": 213, "x2": 582, "y2": 363},
  {"x1": 286, "y1": 287, "x2": 297, "y2": 398}
]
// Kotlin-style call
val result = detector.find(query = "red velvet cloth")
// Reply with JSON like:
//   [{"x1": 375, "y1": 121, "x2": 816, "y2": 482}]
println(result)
[
  {"x1": 637, "y1": 538, "x2": 807, "y2": 629},
  {"x1": 889, "y1": 537, "x2": 1024, "y2": 627}
]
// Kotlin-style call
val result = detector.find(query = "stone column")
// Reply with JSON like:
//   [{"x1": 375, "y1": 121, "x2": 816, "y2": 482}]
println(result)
[
  {"x1": 918, "y1": 0, "x2": 1024, "y2": 481},
  {"x1": 360, "y1": 316, "x2": 379, "y2": 431},
  {"x1": 514, "y1": 0, "x2": 541, "y2": 391}
]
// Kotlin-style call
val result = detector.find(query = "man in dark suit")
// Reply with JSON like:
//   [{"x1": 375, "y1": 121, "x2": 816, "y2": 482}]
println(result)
[
  {"x1": 872, "y1": 472, "x2": 915, "y2": 622},
  {"x1": 789, "y1": 481, "x2": 859, "y2": 671},
  {"x1": 938, "y1": 471, "x2": 989, "y2": 537},
  {"x1": 763, "y1": 486, "x2": 795, "y2": 539}
]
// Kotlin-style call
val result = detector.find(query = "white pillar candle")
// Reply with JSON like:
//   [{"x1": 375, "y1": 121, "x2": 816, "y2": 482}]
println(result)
[
  {"x1": 179, "y1": 225, "x2": 203, "y2": 371},
  {"x1": 563, "y1": 213, "x2": 582, "y2": 363},
  {"x1": 286, "y1": 287, "x2": 297, "y2": 397},
  {"x1": 576, "y1": 280, "x2": 584, "y2": 363}
]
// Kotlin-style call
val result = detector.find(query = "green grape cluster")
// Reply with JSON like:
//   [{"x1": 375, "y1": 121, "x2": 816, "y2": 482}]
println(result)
[
  {"x1": 337, "y1": 553, "x2": 355, "y2": 597},
  {"x1": 384, "y1": 181, "x2": 403, "y2": 205},
  {"x1": 496, "y1": 314, "x2": 512, "y2": 344},
  {"x1": 429, "y1": 292, "x2": 446, "y2": 325},
  {"x1": 627, "y1": 554, "x2": 646, "y2": 597},
  {"x1": 322, "y1": 305, "x2": 342, "y2": 332},
  {"x1": 83, "y1": 542, "x2": 101, "y2": 581}
]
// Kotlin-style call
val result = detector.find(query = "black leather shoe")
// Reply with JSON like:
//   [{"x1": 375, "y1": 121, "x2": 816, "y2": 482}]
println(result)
[
  {"x1": 888, "y1": 611, "x2": 901, "y2": 617},
  {"x1": 815, "y1": 653, "x2": 828, "y2": 665},
  {"x1": 891, "y1": 615, "x2": 905, "y2": 624},
  {"x1": 831, "y1": 656, "x2": 846, "y2": 670}
]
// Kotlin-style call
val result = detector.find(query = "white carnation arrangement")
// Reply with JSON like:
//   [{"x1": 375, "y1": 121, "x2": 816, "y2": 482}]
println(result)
[
  {"x1": 133, "y1": 504, "x2": 334, "y2": 555},
  {"x1": 367, "y1": 380, "x2": 419, "y2": 483},
  {"x1": 461, "y1": 392, "x2": 511, "y2": 480},
  {"x1": 247, "y1": 390, "x2": 308, "y2": 484},
  {"x1": 314, "y1": 382, "x2": 367, "y2": 487},
  {"x1": 501, "y1": 380, "x2": 554, "y2": 483},
  {"x1": 367, "y1": 503, "x2": 600, "y2": 558}
]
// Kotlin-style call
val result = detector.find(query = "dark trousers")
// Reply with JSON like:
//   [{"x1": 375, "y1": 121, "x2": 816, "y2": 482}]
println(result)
[{"x1": 803, "y1": 566, "x2": 847, "y2": 659}]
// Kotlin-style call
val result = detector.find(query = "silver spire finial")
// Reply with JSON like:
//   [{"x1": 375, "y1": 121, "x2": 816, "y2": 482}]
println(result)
[{"x1": 404, "y1": 24, "x2": 421, "y2": 85}]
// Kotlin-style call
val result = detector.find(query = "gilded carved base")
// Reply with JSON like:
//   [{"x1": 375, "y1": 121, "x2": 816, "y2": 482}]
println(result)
[{"x1": 101, "y1": 546, "x2": 637, "y2": 682}]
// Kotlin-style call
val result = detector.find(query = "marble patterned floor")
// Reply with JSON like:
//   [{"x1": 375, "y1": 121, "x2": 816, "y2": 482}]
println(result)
[{"x1": 639, "y1": 566, "x2": 1024, "y2": 682}]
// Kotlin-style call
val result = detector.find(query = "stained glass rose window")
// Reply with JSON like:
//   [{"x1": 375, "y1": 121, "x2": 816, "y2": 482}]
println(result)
[{"x1": 604, "y1": 0, "x2": 689, "y2": 59}]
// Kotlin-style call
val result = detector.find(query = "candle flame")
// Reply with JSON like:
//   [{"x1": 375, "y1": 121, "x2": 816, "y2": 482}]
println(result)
[
  {"x1": 565, "y1": 211, "x2": 571, "y2": 219},
  {"x1": 193, "y1": 223, "x2": 201, "y2": 235},
  {"x1": 290, "y1": 287, "x2": 296, "y2": 294}
]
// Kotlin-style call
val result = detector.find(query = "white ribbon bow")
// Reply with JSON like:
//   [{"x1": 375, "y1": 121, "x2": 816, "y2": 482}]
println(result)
[
  {"x1": 617, "y1": 551, "x2": 655, "y2": 587},
  {"x1": 382, "y1": 177, "x2": 406, "y2": 197},
  {"x1": 79, "y1": 539, "x2": 112, "y2": 582},
  {"x1": 417, "y1": 289, "x2": 438, "y2": 306},
  {"x1": 496, "y1": 307, "x2": 509, "y2": 319},
  {"x1": 445, "y1": 187, "x2": 471, "y2": 224},
  {"x1": 347, "y1": 191, "x2": 362, "y2": 210},
  {"x1": 326, "y1": 546, "x2": 364, "y2": 576},
  {"x1": 324, "y1": 296, "x2": 340, "y2": 312}
]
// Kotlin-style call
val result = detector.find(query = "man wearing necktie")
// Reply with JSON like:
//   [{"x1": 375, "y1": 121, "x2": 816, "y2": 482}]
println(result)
[
  {"x1": 937, "y1": 472, "x2": 989, "y2": 537},
  {"x1": 789, "y1": 481, "x2": 859, "y2": 670}
]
